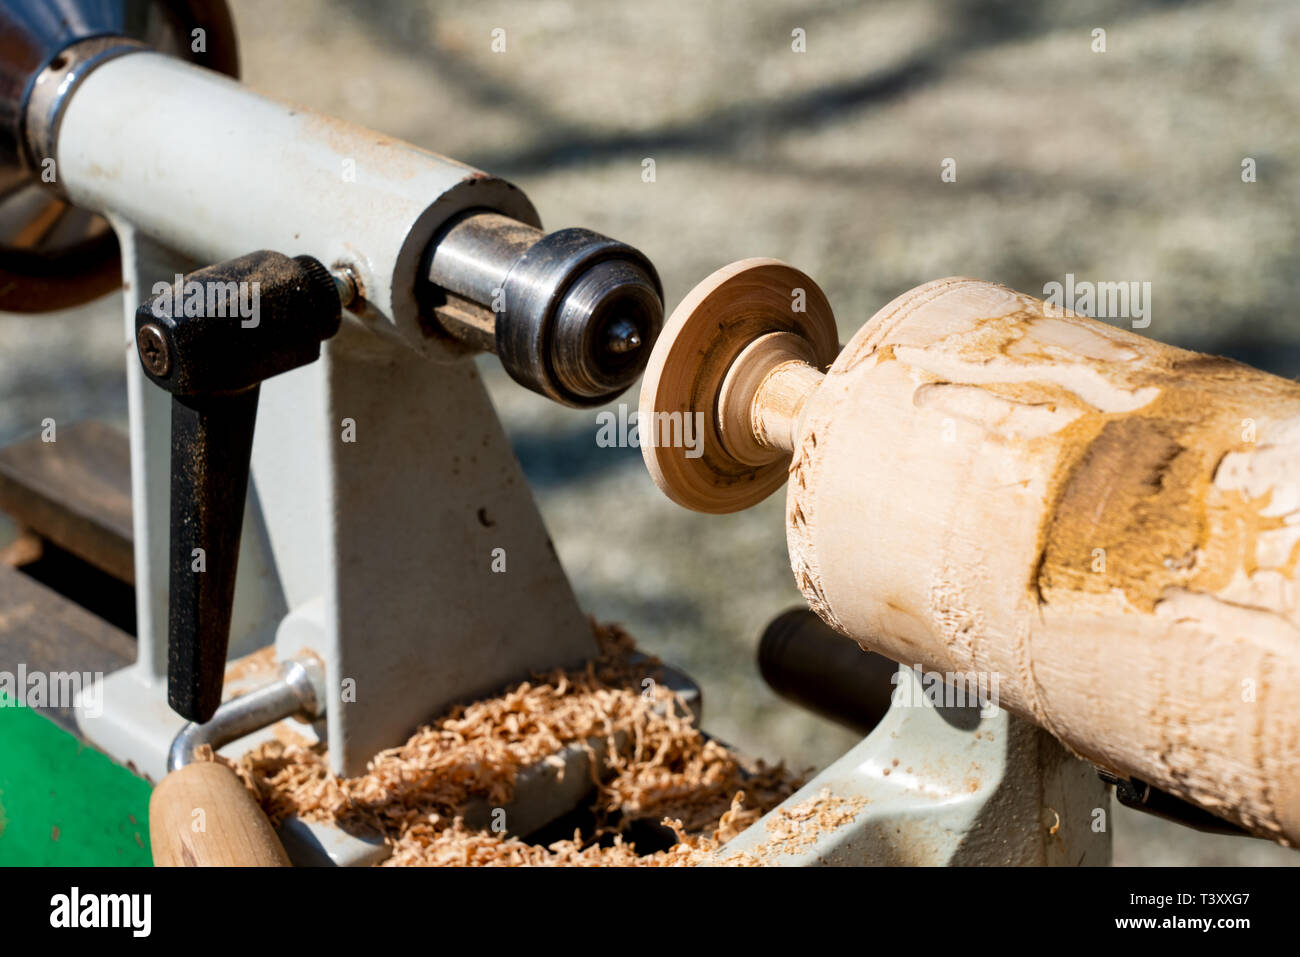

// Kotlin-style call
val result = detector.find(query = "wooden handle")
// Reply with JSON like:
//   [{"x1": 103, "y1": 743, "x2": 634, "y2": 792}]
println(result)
[
  {"x1": 149, "y1": 761, "x2": 290, "y2": 866},
  {"x1": 643, "y1": 264, "x2": 1300, "y2": 845}
]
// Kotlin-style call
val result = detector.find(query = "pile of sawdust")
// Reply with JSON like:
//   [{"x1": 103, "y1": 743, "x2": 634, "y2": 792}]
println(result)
[
  {"x1": 211, "y1": 622, "x2": 804, "y2": 865},
  {"x1": 714, "y1": 789, "x2": 868, "y2": 866}
]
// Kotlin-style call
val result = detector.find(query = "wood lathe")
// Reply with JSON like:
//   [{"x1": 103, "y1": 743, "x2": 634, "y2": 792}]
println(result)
[
  {"x1": 641, "y1": 259, "x2": 1300, "y2": 850},
  {"x1": 0, "y1": 0, "x2": 1292, "y2": 870}
]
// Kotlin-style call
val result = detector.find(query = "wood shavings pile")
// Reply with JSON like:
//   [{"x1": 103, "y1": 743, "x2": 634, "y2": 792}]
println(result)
[
  {"x1": 215, "y1": 622, "x2": 804, "y2": 865},
  {"x1": 715, "y1": 789, "x2": 868, "y2": 866}
]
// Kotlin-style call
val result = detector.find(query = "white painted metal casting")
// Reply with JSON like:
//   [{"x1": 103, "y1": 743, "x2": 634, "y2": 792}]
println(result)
[{"x1": 67, "y1": 52, "x2": 594, "y2": 779}]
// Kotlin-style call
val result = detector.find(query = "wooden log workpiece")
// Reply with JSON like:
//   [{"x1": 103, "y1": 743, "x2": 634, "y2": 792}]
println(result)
[{"x1": 641, "y1": 259, "x2": 1300, "y2": 844}]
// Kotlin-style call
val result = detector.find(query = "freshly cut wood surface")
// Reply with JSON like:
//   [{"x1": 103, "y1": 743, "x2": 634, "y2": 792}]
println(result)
[{"x1": 786, "y1": 277, "x2": 1300, "y2": 844}]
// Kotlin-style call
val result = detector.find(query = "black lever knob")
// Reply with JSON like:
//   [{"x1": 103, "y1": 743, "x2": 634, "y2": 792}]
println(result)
[{"x1": 135, "y1": 251, "x2": 341, "y2": 722}]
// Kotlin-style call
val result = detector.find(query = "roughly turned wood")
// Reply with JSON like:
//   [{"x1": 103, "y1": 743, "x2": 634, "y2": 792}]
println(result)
[
  {"x1": 149, "y1": 761, "x2": 290, "y2": 867},
  {"x1": 643, "y1": 263, "x2": 1300, "y2": 844},
  {"x1": 784, "y1": 277, "x2": 1300, "y2": 845},
  {"x1": 0, "y1": 421, "x2": 133, "y2": 583}
]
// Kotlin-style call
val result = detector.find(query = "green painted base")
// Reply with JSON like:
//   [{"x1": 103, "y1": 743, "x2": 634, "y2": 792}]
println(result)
[{"x1": 0, "y1": 698, "x2": 152, "y2": 866}]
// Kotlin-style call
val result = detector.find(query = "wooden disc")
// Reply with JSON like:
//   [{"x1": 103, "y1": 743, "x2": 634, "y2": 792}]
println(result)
[{"x1": 639, "y1": 259, "x2": 839, "y2": 513}]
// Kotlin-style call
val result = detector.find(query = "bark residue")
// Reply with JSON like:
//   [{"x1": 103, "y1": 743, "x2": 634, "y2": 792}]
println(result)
[
  {"x1": 1037, "y1": 413, "x2": 1202, "y2": 609},
  {"x1": 1034, "y1": 365, "x2": 1300, "y2": 612}
]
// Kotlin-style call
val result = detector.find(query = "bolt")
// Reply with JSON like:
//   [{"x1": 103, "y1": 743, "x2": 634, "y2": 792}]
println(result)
[
  {"x1": 330, "y1": 265, "x2": 360, "y2": 308},
  {"x1": 137, "y1": 323, "x2": 171, "y2": 377}
]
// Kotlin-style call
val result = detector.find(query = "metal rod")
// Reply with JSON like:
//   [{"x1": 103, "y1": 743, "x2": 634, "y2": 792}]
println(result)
[
  {"x1": 758, "y1": 607, "x2": 899, "y2": 736},
  {"x1": 168, "y1": 657, "x2": 323, "y2": 772},
  {"x1": 427, "y1": 210, "x2": 542, "y2": 309}
]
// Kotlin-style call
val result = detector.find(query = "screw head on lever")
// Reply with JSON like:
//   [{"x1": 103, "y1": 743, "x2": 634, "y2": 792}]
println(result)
[
  {"x1": 137, "y1": 323, "x2": 171, "y2": 377},
  {"x1": 136, "y1": 252, "x2": 341, "y2": 398}
]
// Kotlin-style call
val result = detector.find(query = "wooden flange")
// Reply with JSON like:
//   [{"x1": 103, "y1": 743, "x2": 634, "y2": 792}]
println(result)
[{"x1": 639, "y1": 259, "x2": 839, "y2": 513}]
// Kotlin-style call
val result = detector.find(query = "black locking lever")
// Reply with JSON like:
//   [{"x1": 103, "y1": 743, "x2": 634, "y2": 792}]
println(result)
[{"x1": 135, "y1": 251, "x2": 342, "y2": 722}]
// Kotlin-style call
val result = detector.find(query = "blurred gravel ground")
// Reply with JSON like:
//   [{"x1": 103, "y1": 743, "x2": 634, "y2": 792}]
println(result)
[{"x1": 1, "y1": 0, "x2": 1297, "y2": 864}]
